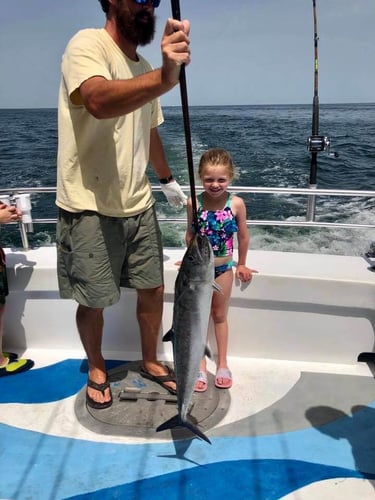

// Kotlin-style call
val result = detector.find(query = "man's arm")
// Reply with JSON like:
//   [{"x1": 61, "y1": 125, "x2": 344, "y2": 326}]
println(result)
[
  {"x1": 78, "y1": 19, "x2": 190, "y2": 119},
  {"x1": 149, "y1": 127, "x2": 187, "y2": 208},
  {"x1": 149, "y1": 127, "x2": 172, "y2": 180}
]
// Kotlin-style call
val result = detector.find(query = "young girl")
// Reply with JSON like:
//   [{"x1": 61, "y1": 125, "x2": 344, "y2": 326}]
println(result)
[{"x1": 185, "y1": 148, "x2": 256, "y2": 391}]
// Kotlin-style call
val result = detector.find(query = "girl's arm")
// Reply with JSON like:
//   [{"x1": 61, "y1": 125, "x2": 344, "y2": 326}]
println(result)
[{"x1": 233, "y1": 196, "x2": 258, "y2": 282}]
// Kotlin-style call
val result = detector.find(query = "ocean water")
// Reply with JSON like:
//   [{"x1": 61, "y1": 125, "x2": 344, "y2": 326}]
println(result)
[{"x1": 0, "y1": 103, "x2": 374, "y2": 255}]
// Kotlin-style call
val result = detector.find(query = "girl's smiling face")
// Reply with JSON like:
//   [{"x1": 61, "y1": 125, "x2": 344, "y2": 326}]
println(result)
[{"x1": 201, "y1": 164, "x2": 232, "y2": 198}]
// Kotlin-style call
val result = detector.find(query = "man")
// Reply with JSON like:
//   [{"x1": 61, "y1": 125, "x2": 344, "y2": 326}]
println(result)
[{"x1": 56, "y1": 0, "x2": 190, "y2": 409}]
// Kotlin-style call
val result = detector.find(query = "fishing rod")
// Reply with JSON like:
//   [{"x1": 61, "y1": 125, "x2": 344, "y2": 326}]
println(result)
[
  {"x1": 306, "y1": 0, "x2": 338, "y2": 221},
  {"x1": 170, "y1": 0, "x2": 199, "y2": 232}
]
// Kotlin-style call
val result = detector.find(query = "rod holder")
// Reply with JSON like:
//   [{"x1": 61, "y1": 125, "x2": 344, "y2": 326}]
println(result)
[
  {"x1": 0, "y1": 195, "x2": 11, "y2": 206},
  {"x1": 14, "y1": 194, "x2": 34, "y2": 234}
]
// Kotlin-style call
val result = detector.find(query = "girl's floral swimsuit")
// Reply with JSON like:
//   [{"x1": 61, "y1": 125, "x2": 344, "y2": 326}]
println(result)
[{"x1": 197, "y1": 193, "x2": 238, "y2": 278}]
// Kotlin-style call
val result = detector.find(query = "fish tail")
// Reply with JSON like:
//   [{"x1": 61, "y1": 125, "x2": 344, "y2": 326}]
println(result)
[
  {"x1": 156, "y1": 414, "x2": 211, "y2": 444},
  {"x1": 204, "y1": 345, "x2": 212, "y2": 359},
  {"x1": 183, "y1": 416, "x2": 212, "y2": 444},
  {"x1": 156, "y1": 414, "x2": 180, "y2": 433}
]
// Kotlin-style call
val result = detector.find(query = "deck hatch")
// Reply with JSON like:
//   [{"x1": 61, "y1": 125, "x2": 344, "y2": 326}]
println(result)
[{"x1": 75, "y1": 360, "x2": 230, "y2": 440}]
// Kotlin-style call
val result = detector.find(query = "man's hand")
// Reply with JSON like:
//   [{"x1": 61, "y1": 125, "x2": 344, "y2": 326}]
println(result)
[
  {"x1": 161, "y1": 18, "x2": 191, "y2": 87},
  {"x1": 160, "y1": 180, "x2": 187, "y2": 208}
]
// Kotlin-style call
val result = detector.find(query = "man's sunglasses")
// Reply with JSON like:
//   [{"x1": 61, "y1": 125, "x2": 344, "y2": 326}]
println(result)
[{"x1": 134, "y1": 0, "x2": 161, "y2": 8}]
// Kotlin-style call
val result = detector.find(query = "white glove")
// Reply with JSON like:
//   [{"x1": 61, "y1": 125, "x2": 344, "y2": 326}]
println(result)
[{"x1": 160, "y1": 180, "x2": 187, "y2": 208}]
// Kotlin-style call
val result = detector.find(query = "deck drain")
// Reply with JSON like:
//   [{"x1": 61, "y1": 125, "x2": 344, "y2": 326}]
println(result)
[{"x1": 75, "y1": 360, "x2": 230, "y2": 440}]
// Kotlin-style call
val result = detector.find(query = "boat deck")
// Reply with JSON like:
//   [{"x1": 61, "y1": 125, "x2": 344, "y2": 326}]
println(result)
[
  {"x1": 1, "y1": 350, "x2": 375, "y2": 499},
  {"x1": 1, "y1": 247, "x2": 375, "y2": 499}
]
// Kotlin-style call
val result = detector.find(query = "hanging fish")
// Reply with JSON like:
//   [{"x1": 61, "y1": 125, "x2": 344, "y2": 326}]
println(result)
[{"x1": 157, "y1": 233, "x2": 219, "y2": 444}]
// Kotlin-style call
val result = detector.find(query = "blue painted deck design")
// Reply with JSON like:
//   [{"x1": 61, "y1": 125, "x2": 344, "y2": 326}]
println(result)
[{"x1": 1, "y1": 359, "x2": 375, "y2": 499}]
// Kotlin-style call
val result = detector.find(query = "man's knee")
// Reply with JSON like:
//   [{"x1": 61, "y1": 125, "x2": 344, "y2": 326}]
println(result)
[
  {"x1": 137, "y1": 285, "x2": 164, "y2": 304},
  {"x1": 77, "y1": 304, "x2": 104, "y2": 319}
]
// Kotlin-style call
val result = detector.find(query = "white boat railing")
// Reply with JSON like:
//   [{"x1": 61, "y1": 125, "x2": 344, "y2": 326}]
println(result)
[{"x1": 1, "y1": 185, "x2": 375, "y2": 249}]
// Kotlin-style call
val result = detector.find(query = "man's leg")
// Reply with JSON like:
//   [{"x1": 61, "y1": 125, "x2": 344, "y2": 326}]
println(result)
[
  {"x1": 137, "y1": 286, "x2": 176, "y2": 393},
  {"x1": 76, "y1": 304, "x2": 112, "y2": 405}
]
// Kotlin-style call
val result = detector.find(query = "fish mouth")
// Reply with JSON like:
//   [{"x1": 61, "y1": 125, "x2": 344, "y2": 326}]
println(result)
[{"x1": 194, "y1": 234, "x2": 212, "y2": 261}]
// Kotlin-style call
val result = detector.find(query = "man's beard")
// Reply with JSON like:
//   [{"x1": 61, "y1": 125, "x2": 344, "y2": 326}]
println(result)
[{"x1": 115, "y1": 1, "x2": 155, "y2": 46}]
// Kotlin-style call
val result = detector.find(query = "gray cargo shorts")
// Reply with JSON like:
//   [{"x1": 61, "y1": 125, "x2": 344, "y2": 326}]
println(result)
[{"x1": 56, "y1": 205, "x2": 164, "y2": 308}]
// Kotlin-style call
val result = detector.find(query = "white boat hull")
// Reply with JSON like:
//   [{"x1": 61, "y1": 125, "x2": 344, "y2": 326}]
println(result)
[
  {"x1": 1, "y1": 246, "x2": 375, "y2": 499},
  {"x1": 4, "y1": 247, "x2": 375, "y2": 364}
]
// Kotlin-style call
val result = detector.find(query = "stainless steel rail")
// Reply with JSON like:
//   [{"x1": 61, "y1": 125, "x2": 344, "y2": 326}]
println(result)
[{"x1": 1, "y1": 185, "x2": 374, "y2": 249}]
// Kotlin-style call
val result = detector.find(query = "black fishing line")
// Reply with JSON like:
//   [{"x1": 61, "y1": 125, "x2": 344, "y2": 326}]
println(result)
[{"x1": 170, "y1": 0, "x2": 199, "y2": 232}]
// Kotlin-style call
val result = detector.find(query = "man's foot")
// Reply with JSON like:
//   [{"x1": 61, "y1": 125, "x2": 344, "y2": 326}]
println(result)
[
  {"x1": 86, "y1": 376, "x2": 113, "y2": 410},
  {"x1": 86, "y1": 368, "x2": 112, "y2": 409},
  {"x1": 140, "y1": 363, "x2": 177, "y2": 395}
]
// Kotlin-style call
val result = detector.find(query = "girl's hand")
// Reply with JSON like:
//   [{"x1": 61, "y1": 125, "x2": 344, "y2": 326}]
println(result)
[{"x1": 235, "y1": 265, "x2": 258, "y2": 283}]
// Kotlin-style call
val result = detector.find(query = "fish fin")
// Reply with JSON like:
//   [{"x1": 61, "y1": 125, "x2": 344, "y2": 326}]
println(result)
[
  {"x1": 204, "y1": 345, "x2": 213, "y2": 359},
  {"x1": 162, "y1": 329, "x2": 174, "y2": 342},
  {"x1": 156, "y1": 414, "x2": 211, "y2": 444},
  {"x1": 183, "y1": 416, "x2": 211, "y2": 444},
  {"x1": 213, "y1": 281, "x2": 223, "y2": 294},
  {"x1": 156, "y1": 414, "x2": 180, "y2": 433}
]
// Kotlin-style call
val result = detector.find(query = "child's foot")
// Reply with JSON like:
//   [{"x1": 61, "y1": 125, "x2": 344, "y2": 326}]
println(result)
[
  {"x1": 0, "y1": 358, "x2": 34, "y2": 377},
  {"x1": 215, "y1": 367, "x2": 232, "y2": 389},
  {"x1": 194, "y1": 370, "x2": 208, "y2": 392},
  {"x1": 2, "y1": 352, "x2": 18, "y2": 361}
]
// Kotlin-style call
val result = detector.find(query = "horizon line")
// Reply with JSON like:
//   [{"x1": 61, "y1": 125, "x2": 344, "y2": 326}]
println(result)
[{"x1": 0, "y1": 101, "x2": 374, "y2": 111}]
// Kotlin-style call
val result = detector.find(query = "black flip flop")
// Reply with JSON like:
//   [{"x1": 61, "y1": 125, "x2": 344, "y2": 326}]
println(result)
[
  {"x1": 86, "y1": 377, "x2": 113, "y2": 409},
  {"x1": 140, "y1": 365, "x2": 177, "y2": 395},
  {"x1": 3, "y1": 352, "x2": 18, "y2": 361}
]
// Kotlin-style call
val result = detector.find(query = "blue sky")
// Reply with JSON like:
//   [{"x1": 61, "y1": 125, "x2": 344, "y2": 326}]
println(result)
[{"x1": 0, "y1": 0, "x2": 373, "y2": 108}]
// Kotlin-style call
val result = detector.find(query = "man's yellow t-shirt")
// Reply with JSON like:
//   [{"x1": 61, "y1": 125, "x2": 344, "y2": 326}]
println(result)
[{"x1": 56, "y1": 28, "x2": 164, "y2": 217}]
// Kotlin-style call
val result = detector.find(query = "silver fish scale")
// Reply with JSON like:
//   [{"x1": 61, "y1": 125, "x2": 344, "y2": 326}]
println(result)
[{"x1": 171, "y1": 235, "x2": 215, "y2": 420}]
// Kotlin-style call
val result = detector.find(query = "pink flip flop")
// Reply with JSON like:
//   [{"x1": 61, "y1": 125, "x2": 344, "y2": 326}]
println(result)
[
  {"x1": 215, "y1": 368, "x2": 232, "y2": 389},
  {"x1": 194, "y1": 371, "x2": 208, "y2": 392}
]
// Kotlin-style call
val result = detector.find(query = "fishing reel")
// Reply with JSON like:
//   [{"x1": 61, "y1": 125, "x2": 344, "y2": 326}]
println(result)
[{"x1": 307, "y1": 135, "x2": 339, "y2": 158}]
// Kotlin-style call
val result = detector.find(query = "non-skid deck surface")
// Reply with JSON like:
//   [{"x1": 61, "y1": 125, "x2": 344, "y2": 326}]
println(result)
[
  {"x1": 78, "y1": 360, "x2": 230, "y2": 440},
  {"x1": 1, "y1": 353, "x2": 375, "y2": 499}
]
